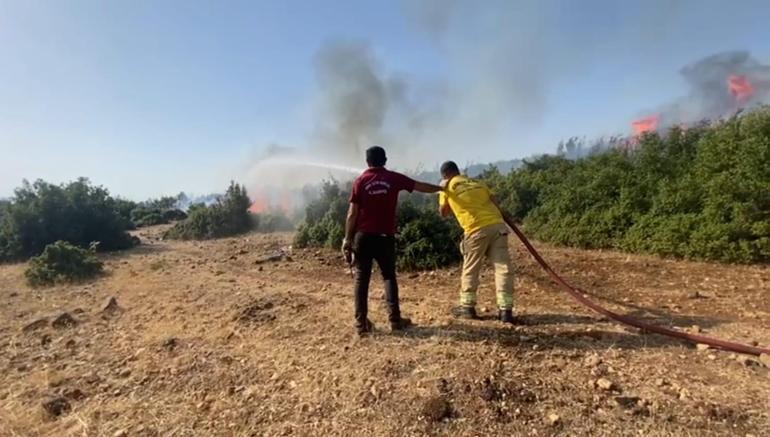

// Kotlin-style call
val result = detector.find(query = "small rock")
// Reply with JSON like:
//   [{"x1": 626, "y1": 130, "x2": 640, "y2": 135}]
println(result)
[
  {"x1": 654, "y1": 378, "x2": 667, "y2": 387},
  {"x1": 584, "y1": 355, "x2": 602, "y2": 367},
  {"x1": 101, "y1": 297, "x2": 122, "y2": 316},
  {"x1": 118, "y1": 369, "x2": 131, "y2": 378},
  {"x1": 23, "y1": 317, "x2": 49, "y2": 332},
  {"x1": 421, "y1": 396, "x2": 451, "y2": 422},
  {"x1": 83, "y1": 371, "x2": 101, "y2": 384},
  {"x1": 695, "y1": 343, "x2": 710, "y2": 351},
  {"x1": 690, "y1": 325, "x2": 701, "y2": 333},
  {"x1": 162, "y1": 337, "x2": 178, "y2": 351},
  {"x1": 759, "y1": 354, "x2": 770, "y2": 368},
  {"x1": 596, "y1": 378, "x2": 614, "y2": 391},
  {"x1": 707, "y1": 354, "x2": 716, "y2": 361},
  {"x1": 42, "y1": 397, "x2": 71, "y2": 417},
  {"x1": 735, "y1": 355, "x2": 755, "y2": 366},
  {"x1": 114, "y1": 429, "x2": 128, "y2": 437},
  {"x1": 546, "y1": 413, "x2": 561, "y2": 426},
  {"x1": 52, "y1": 313, "x2": 77, "y2": 329},
  {"x1": 63, "y1": 388, "x2": 87, "y2": 401},
  {"x1": 613, "y1": 396, "x2": 640, "y2": 409}
]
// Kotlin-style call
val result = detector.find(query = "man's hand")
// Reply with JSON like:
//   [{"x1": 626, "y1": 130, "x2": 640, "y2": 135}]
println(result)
[
  {"x1": 341, "y1": 238, "x2": 352, "y2": 258},
  {"x1": 342, "y1": 237, "x2": 354, "y2": 260},
  {"x1": 439, "y1": 178, "x2": 449, "y2": 190}
]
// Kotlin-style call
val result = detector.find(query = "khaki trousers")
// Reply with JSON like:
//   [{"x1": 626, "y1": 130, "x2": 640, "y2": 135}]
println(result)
[{"x1": 459, "y1": 223, "x2": 514, "y2": 310}]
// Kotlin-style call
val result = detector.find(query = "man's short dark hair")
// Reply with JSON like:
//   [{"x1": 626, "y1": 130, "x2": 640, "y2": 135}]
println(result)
[
  {"x1": 440, "y1": 161, "x2": 460, "y2": 176},
  {"x1": 366, "y1": 146, "x2": 387, "y2": 167}
]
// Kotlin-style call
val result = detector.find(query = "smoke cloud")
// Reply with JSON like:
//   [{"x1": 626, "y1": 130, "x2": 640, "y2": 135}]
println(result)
[
  {"x1": 241, "y1": 1, "x2": 769, "y2": 211},
  {"x1": 639, "y1": 51, "x2": 770, "y2": 131}
]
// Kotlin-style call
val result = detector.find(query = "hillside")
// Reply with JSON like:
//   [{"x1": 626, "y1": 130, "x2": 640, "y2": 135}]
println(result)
[{"x1": 1, "y1": 227, "x2": 768, "y2": 436}]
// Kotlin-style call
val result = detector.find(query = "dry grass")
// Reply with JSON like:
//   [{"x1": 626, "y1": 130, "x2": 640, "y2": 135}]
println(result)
[{"x1": 0, "y1": 226, "x2": 768, "y2": 436}]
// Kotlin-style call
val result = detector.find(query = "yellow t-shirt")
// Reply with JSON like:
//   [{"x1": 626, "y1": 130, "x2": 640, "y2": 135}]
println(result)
[{"x1": 439, "y1": 175, "x2": 503, "y2": 235}]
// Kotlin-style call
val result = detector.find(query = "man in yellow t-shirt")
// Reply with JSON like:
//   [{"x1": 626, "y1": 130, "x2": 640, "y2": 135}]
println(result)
[{"x1": 438, "y1": 161, "x2": 516, "y2": 324}]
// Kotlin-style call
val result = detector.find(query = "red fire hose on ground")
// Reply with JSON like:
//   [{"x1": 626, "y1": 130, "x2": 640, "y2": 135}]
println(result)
[{"x1": 504, "y1": 219, "x2": 770, "y2": 357}]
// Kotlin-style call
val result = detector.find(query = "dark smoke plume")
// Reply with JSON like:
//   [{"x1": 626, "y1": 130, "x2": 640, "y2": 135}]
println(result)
[{"x1": 637, "y1": 51, "x2": 770, "y2": 132}]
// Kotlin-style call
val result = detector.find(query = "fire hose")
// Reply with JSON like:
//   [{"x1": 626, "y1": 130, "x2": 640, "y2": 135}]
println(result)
[{"x1": 503, "y1": 217, "x2": 770, "y2": 356}]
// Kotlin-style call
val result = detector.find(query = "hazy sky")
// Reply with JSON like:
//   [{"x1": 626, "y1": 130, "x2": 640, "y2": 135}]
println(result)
[{"x1": 2, "y1": 0, "x2": 769, "y2": 200}]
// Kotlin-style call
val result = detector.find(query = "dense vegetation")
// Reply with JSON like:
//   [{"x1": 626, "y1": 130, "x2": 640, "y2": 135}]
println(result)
[
  {"x1": 294, "y1": 108, "x2": 770, "y2": 266},
  {"x1": 0, "y1": 178, "x2": 137, "y2": 262},
  {"x1": 164, "y1": 182, "x2": 255, "y2": 240},
  {"x1": 484, "y1": 110, "x2": 770, "y2": 263},
  {"x1": 129, "y1": 196, "x2": 188, "y2": 228},
  {"x1": 25, "y1": 240, "x2": 104, "y2": 287},
  {"x1": 294, "y1": 180, "x2": 462, "y2": 270}
]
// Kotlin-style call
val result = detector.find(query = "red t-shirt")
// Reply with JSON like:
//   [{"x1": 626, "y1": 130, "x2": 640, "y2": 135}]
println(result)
[{"x1": 349, "y1": 167, "x2": 416, "y2": 235}]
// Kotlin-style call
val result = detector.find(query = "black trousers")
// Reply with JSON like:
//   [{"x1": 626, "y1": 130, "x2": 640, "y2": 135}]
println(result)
[{"x1": 353, "y1": 232, "x2": 401, "y2": 327}]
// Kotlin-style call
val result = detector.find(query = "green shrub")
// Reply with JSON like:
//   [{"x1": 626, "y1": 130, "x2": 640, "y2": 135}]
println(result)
[
  {"x1": 0, "y1": 178, "x2": 137, "y2": 262},
  {"x1": 25, "y1": 241, "x2": 104, "y2": 287},
  {"x1": 396, "y1": 201, "x2": 462, "y2": 270},
  {"x1": 480, "y1": 107, "x2": 770, "y2": 263},
  {"x1": 256, "y1": 211, "x2": 295, "y2": 233},
  {"x1": 164, "y1": 182, "x2": 254, "y2": 240},
  {"x1": 113, "y1": 198, "x2": 138, "y2": 230},
  {"x1": 294, "y1": 180, "x2": 350, "y2": 248}
]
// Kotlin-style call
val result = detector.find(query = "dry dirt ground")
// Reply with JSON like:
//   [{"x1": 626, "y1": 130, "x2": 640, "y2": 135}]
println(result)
[{"x1": 1, "y1": 226, "x2": 769, "y2": 437}]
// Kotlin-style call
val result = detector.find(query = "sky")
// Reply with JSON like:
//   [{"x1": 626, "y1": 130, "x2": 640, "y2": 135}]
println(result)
[{"x1": 1, "y1": 0, "x2": 769, "y2": 200}]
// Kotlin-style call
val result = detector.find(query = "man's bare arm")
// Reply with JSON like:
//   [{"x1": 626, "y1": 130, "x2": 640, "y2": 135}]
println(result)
[
  {"x1": 439, "y1": 202, "x2": 452, "y2": 217},
  {"x1": 344, "y1": 203, "x2": 359, "y2": 244},
  {"x1": 413, "y1": 181, "x2": 442, "y2": 193}
]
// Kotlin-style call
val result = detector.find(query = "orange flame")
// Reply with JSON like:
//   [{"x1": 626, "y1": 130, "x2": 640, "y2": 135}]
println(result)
[
  {"x1": 248, "y1": 190, "x2": 269, "y2": 214},
  {"x1": 631, "y1": 115, "x2": 660, "y2": 135},
  {"x1": 728, "y1": 74, "x2": 754, "y2": 103},
  {"x1": 248, "y1": 189, "x2": 293, "y2": 214}
]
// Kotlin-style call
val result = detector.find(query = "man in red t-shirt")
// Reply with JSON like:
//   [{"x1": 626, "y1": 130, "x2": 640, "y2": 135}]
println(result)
[{"x1": 342, "y1": 146, "x2": 442, "y2": 336}]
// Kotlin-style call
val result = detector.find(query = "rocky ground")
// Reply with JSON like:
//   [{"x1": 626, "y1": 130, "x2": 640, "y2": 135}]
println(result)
[{"x1": 0, "y1": 226, "x2": 768, "y2": 436}]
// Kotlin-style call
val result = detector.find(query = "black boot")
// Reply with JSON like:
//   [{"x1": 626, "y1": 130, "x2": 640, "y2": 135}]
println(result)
[
  {"x1": 356, "y1": 319, "x2": 375, "y2": 336},
  {"x1": 390, "y1": 317, "x2": 413, "y2": 331},
  {"x1": 499, "y1": 309, "x2": 515, "y2": 324},
  {"x1": 451, "y1": 306, "x2": 480, "y2": 320}
]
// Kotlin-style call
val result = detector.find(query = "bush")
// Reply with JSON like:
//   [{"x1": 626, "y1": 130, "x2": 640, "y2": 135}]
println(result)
[
  {"x1": 130, "y1": 207, "x2": 187, "y2": 227},
  {"x1": 256, "y1": 211, "x2": 295, "y2": 233},
  {"x1": 295, "y1": 180, "x2": 350, "y2": 248},
  {"x1": 481, "y1": 108, "x2": 770, "y2": 263},
  {"x1": 0, "y1": 178, "x2": 137, "y2": 262},
  {"x1": 25, "y1": 241, "x2": 104, "y2": 287},
  {"x1": 165, "y1": 182, "x2": 254, "y2": 240},
  {"x1": 396, "y1": 201, "x2": 462, "y2": 270},
  {"x1": 112, "y1": 198, "x2": 138, "y2": 230}
]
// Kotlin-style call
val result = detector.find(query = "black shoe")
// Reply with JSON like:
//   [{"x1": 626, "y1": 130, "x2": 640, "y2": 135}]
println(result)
[
  {"x1": 390, "y1": 317, "x2": 413, "y2": 331},
  {"x1": 451, "y1": 306, "x2": 480, "y2": 320},
  {"x1": 499, "y1": 309, "x2": 515, "y2": 324},
  {"x1": 356, "y1": 319, "x2": 375, "y2": 336}
]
